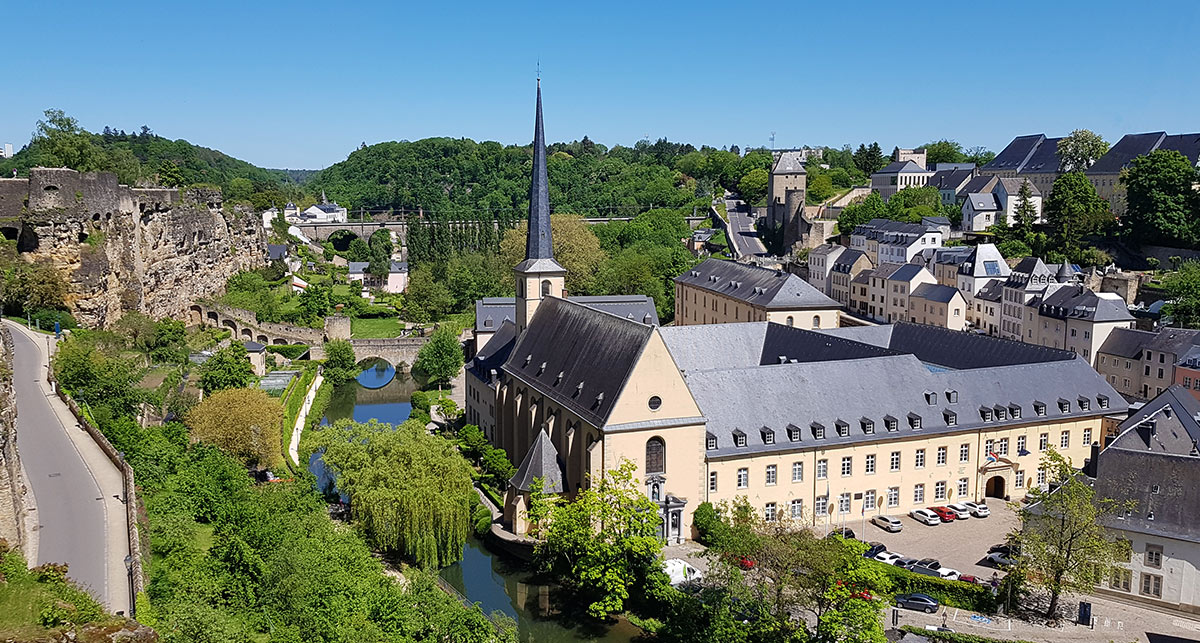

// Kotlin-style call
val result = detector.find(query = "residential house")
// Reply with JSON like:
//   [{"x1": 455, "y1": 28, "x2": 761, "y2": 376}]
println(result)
[
  {"x1": 870, "y1": 160, "x2": 933, "y2": 202},
  {"x1": 928, "y1": 167, "x2": 976, "y2": 206},
  {"x1": 961, "y1": 179, "x2": 1042, "y2": 233},
  {"x1": 674, "y1": 258, "x2": 841, "y2": 330},
  {"x1": 1097, "y1": 328, "x2": 1200, "y2": 400},
  {"x1": 850, "y1": 218, "x2": 943, "y2": 266},
  {"x1": 909, "y1": 283, "x2": 968, "y2": 331},
  {"x1": 956, "y1": 174, "x2": 1000, "y2": 202},
  {"x1": 910, "y1": 246, "x2": 972, "y2": 287},
  {"x1": 962, "y1": 192, "x2": 1002, "y2": 233},
  {"x1": 806, "y1": 244, "x2": 846, "y2": 293},
  {"x1": 347, "y1": 261, "x2": 410, "y2": 294},
  {"x1": 954, "y1": 244, "x2": 1010, "y2": 325},
  {"x1": 1000, "y1": 257, "x2": 1058, "y2": 342},
  {"x1": 882, "y1": 263, "x2": 937, "y2": 324},
  {"x1": 1034, "y1": 284, "x2": 1135, "y2": 366},
  {"x1": 828, "y1": 249, "x2": 872, "y2": 308},
  {"x1": 973, "y1": 280, "x2": 1004, "y2": 337}
]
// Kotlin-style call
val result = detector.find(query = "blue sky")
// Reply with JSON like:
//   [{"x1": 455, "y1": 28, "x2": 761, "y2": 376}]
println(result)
[{"x1": 4, "y1": 0, "x2": 1196, "y2": 169}]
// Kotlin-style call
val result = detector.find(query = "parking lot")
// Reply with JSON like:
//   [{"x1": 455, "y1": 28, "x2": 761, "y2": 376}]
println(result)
[{"x1": 852, "y1": 501, "x2": 1020, "y2": 580}]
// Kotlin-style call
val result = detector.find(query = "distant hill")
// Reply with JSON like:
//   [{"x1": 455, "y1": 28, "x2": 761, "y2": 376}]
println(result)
[{"x1": 270, "y1": 168, "x2": 319, "y2": 185}]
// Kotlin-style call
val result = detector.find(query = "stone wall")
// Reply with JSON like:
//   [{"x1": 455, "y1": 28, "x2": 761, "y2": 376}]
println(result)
[
  {"x1": 0, "y1": 324, "x2": 26, "y2": 549},
  {"x1": 0, "y1": 168, "x2": 267, "y2": 328}
]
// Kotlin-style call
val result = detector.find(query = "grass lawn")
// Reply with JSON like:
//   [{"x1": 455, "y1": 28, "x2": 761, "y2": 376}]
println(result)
[
  {"x1": 3, "y1": 316, "x2": 54, "y2": 334},
  {"x1": 351, "y1": 317, "x2": 404, "y2": 338},
  {"x1": 332, "y1": 284, "x2": 352, "y2": 297}
]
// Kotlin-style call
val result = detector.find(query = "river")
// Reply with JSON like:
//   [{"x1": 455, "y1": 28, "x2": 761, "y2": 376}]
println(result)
[{"x1": 309, "y1": 358, "x2": 635, "y2": 643}]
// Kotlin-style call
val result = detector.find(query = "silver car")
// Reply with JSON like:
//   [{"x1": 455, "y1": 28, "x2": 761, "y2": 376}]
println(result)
[
  {"x1": 872, "y1": 515, "x2": 903, "y2": 532},
  {"x1": 962, "y1": 501, "x2": 991, "y2": 517},
  {"x1": 945, "y1": 503, "x2": 973, "y2": 519},
  {"x1": 910, "y1": 508, "x2": 941, "y2": 526}
]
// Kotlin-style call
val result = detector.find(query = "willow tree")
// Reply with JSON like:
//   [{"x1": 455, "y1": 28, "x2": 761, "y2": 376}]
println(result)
[{"x1": 315, "y1": 418, "x2": 473, "y2": 568}]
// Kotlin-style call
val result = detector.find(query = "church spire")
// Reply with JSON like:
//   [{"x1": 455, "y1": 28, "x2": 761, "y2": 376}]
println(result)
[{"x1": 526, "y1": 79, "x2": 554, "y2": 261}]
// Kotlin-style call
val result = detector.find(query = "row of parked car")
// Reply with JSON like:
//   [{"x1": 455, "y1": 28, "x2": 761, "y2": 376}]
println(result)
[{"x1": 909, "y1": 501, "x2": 990, "y2": 526}]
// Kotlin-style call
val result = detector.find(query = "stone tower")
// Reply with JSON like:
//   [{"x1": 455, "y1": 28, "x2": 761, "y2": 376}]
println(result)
[{"x1": 514, "y1": 79, "x2": 566, "y2": 333}]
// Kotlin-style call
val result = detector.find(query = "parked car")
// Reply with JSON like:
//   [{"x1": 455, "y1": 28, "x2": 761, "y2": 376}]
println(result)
[
  {"x1": 929, "y1": 506, "x2": 957, "y2": 522},
  {"x1": 989, "y1": 543, "x2": 1019, "y2": 556},
  {"x1": 895, "y1": 592, "x2": 940, "y2": 613},
  {"x1": 985, "y1": 551, "x2": 1017, "y2": 567},
  {"x1": 945, "y1": 503, "x2": 973, "y2": 519},
  {"x1": 910, "y1": 508, "x2": 941, "y2": 526},
  {"x1": 893, "y1": 556, "x2": 920, "y2": 569},
  {"x1": 936, "y1": 567, "x2": 961, "y2": 581},
  {"x1": 828, "y1": 527, "x2": 856, "y2": 540},
  {"x1": 910, "y1": 565, "x2": 941, "y2": 578},
  {"x1": 871, "y1": 515, "x2": 903, "y2": 533},
  {"x1": 863, "y1": 542, "x2": 887, "y2": 559},
  {"x1": 875, "y1": 551, "x2": 904, "y2": 564},
  {"x1": 958, "y1": 574, "x2": 980, "y2": 584},
  {"x1": 916, "y1": 558, "x2": 942, "y2": 570},
  {"x1": 962, "y1": 501, "x2": 990, "y2": 517}
]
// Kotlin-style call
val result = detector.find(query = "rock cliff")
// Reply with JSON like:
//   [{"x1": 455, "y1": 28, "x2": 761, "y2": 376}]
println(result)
[
  {"x1": 0, "y1": 324, "x2": 25, "y2": 550},
  {"x1": 0, "y1": 168, "x2": 267, "y2": 328}
]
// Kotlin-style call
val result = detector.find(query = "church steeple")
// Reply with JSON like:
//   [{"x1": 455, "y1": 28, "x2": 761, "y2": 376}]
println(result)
[{"x1": 515, "y1": 79, "x2": 566, "y2": 333}]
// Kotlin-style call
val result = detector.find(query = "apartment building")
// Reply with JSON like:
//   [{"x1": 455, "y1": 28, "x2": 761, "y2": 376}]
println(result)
[
  {"x1": 850, "y1": 218, "x2": 944, "y2": 266},
  {"x1": 828, "y1": 249, "x2": 873, "y2": 308},
  {"x1": 806, "y1": 243, "x2": 846, "y2": 293},
  {"x1": 909, "y1": 283, "x2": 968, "y2": 331},
  {"x1": 870, "y1": 160, "x2": 933, "y2": 202},
  {"x1": 1097, "y1": 328, "x2": 1200, "y2": 400},
  {"x1": 674, "y1": 258, "x2": 841, "y2": 330}
]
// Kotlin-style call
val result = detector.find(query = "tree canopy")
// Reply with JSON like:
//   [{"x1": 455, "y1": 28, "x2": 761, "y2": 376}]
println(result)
[
  {"x1": 1042, "y1": 172, "x2": 1112, "y2": 259},
  {"x1": 186, "y1": 388, "x2": 283, "y2": 468},
  {"x1": 1057, "y1": 129, "x2": 1109, "y2": 173},
  {"x1": 414, "y1": 325, "x2": 464, "y2": 386},
  {"x1": 1121, "y1": 149, "x2": 1200, "y2": 247},
  {"x1": 198, "y1": 342, "x2": 256, "y2": 393}
]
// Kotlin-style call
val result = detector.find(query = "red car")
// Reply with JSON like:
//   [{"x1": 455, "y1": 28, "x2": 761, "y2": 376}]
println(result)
[{"x1": 929, "y1": 506, "x2": 957, "y2": 522}]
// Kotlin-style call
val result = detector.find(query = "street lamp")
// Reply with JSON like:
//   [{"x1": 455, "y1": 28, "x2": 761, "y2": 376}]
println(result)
[{"x1": 123, "y1": 554, "x2": 135, "y2": 620}]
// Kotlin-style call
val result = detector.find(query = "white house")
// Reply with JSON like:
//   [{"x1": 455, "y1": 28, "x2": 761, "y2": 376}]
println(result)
[
  {"x1": 348, "y1": 261, "x2": 409, "y2": 294},
  {"x1": 961, "y1": 179, "x2": 1042, "y2": 233}
]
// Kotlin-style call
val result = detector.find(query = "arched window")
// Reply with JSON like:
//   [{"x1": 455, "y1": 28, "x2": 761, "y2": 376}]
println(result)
[
  {"x1": 646, "y1": 437, "x2": 665, "y2": 474},
  {"x1": 786, "y1": 316, "x2": 794, "y2": 327},
  {"x1": 812, "y1": 315, "x2": 821, "y2": 329},
  {"x1": 541, "y1": 279, "x2": 552, "y2": 296}
]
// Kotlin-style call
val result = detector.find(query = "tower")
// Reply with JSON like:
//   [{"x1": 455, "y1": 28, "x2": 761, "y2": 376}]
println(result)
[{"x1": 515, "y1": 80, "x2": 566, "y2": 332}]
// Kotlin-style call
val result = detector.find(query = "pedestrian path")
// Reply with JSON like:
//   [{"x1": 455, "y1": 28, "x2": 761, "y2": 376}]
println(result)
[{"x1": 288, "y1": 373, "x2": 323, "y2": 466}]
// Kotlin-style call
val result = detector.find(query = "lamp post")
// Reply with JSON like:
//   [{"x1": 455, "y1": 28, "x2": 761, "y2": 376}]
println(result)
[{"x1": 124, "y1": 554, "x2": 135, "y2": 619}]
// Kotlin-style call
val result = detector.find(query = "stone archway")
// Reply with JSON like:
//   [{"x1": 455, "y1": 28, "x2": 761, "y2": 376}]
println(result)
[
  {"x1": 222, "y1": 319, "x2": 237, "y2": 333},
  {"x1": 257, "y1": 334, "x2": 268, "y2": 344},
  {"x1": 240, "y1": 327, "x2": 253, "y2": 340},
  {"x1": 188, "y1": 305, "x2": 203, "y2": 326},
  {"x1": 985, "y1": 475, "x2": 1006, "y2": 500}
]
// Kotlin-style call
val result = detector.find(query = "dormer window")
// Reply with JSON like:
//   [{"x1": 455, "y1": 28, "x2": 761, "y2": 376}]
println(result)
[
  {"x1": 1058, "y1": 399, "x2": 1071, "y2": 413},
  {"x1": 946, "y1": 390, "x2": 958, "y2": 404},
  {"x1": 706, "y1": 433, "x2": 717, "y2": 450},
  {"x1": 994, "y1": 405, "x2": 1008, "y2": 421},
  {"x1": 554, "y1": 371, "x2": 564, "y2": 386},
  {"x1": 908, "y1": 413, "x2": 922, "y2": 430},
  {"x1": 944, "y1": 410, "x2": 957, "y2": 426},
  {"x1": 980, "y1": 407, "x2": 994, "y2": 422},
  {"x1": 574, "y1": 381, "x2": 585, "y2": 397},
  {"x1": 924, "y1": 391, "x2": 937, "y2": 405},
  {"x1": 761, "y1": 427, "x2": 775, "y2": 445},
  {"x1": 861, "y1": 418, "x2": 875, "y2": 434},
  {"x1": 884, "y1": 415, "x2": 898, "y2": 432},
  {"x1": 1034, "y1": 401, "x2": 1047, "y2": 416},
  {"x1": 1098, "y1": 395, "x2": 1109, "y2": 409},
  {"x1": 1078, "y1": 397, "x2": 1091, "y2": 411},
  {"x1": 787, "y1": 424, "x2": 802, "y2": 442},
  {"x1": 733, "y1": 430, "x2": 747, "y2": 447},
  {"x1": 537, "y1": 361, "x2": 546, "y2": 375},
  {"x1": 812, "y1": 422, "x2": 826, "y2": 440},
  {"x1": 836, "y1": 420, "x2": 850, "y2": 437},
  {"x1": 1009, "y1": 404, "x2": 1021, "y2": 419},
  {"x1": 524, "y1": 354, "x2": 532, "y2": 367}
]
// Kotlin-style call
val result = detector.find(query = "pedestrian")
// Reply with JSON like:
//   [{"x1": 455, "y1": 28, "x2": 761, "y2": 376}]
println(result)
[{"x1": 942, "y1": 612, "x2": 948, "y2": 628}]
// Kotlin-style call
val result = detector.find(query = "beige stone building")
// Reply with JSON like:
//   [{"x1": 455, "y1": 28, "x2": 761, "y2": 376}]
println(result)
[
  {"x1": 767, "y1": 151, "x2": 807, "y2": 232},
  {"x1": 909, "y1": 283, "x2": 968, "y2": 331},
  {"x1": 870, "y1": 160, "x2": 933, "y2": 202},
  {"x1": 674, "y1": 258, "x2": 841, "y2": 330},
  {"x1": 1096, "y1": 327, "x2": 1200, "y2": 400},
  {"x1": 828, "y1": 249, "x2": 873, "y2": 308}
]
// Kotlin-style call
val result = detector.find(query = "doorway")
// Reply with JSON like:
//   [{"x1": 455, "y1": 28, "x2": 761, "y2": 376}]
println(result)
[{"x1": 985, "y1": 475, "x2": 1006, "y2": 499}]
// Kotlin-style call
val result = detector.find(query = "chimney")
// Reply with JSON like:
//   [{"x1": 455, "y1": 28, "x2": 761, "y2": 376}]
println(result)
[{"x1": 1084, "y1": 441, "x2": 1101, "y2": 477}]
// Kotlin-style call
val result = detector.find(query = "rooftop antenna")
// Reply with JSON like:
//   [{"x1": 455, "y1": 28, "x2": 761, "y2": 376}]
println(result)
[{"x1": 770, "y1": 131, "x2": 776, "y2": 150}]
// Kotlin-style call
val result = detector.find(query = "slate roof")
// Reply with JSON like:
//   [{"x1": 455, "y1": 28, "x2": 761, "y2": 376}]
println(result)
[
  {"x1": 927, "y1": 168, "x2": 975, "y2": 192},
  {"x1": 887, "y1": 263, "x2": 928, "y2": 283},
  {"x1": 1156, "y1": 133, "x2": 1200, "y2": 166},
  {"x1": 975, "y1": 279, "x2": 1004, "y2": 303},
  {"x1": 1038, "y1": 287, "x2": 1134, "y2": 323},
  {"x1": 348, "y1": 261, "x2": 368, "y2": 275},
  {"x1": 1097, "y1": 327, "x2": 1155, "y2": 359},
  {"x1": 1020, "y1": 136, "x2": 1065, "y2": 174},
  {"x1": 965, "y1": 192, "x2": 1000, "y2": 211},
  {"x1": 852, "y1": 218, "x2": 939, "y2": 240},
  {"x1": 959, "y1": 244, "x2": 1010, "y2": 278},
  {"x1": 819, "y1": 322, "x2": 1078, "y2": 369},
  {"x1": 313, "y1": 203, "x2": 343, "y2": 213},
  {"x1": 1088, "y1": 132, "x2": 1167, "y2": 175},
  {"x1": 772, "y1": 151, "x2": 808, "y2": 174},
  {"x1": 1006, "y1": 257, "x2": 1054, "y2": 287},
  {"x1": 911, "y1": 283, "x2": 960, "y2": 304},
  {"x1": 468, "y1": 320, "x2": 518, "y2": 385},
  {"x1": 658, "y1": 323, "x2": 772, "y2": 373},
  {"x1": 474, "y1": 295, "x2": 659, "y2": 333},
  {"x1": 984, "y1": 135, "x2": 1045, "y2": 172},
  {"x1": 957, "y1": 174, "x2": 1000, "y2": 198},
  {"x1": 267, "y1": 244, "x2": 288, "y2": 260},
  {"x1": 509, "y1": 429, "x2": 566, "y2": 493},
  {"x1": 502, "y1": 297, "x2": 655, "y2": 427},
  {"x1": 831, "y1": 249, "x2": 868, "y2": 272},
  {"x1": 874, "y1": 160, "x2": 928, "y2": 175},
  {"x1": 521, "y1": 80, "x2": 558, "y2": 267},
  {"x1": 996, "y1": 177, "x2": 1040, "y2": 196},
  {"x1": 674, "y1": 258, "x2": 838, "y2": 310},
  {"x1": 475, "y1": 297, "x2": 516, "y2": 332}
]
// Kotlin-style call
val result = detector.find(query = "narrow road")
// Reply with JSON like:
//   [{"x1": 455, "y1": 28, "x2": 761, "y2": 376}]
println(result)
[
  {"x1": 6, "y1": 321, "x2": 129, "y2": 614},
  {"x1": 723, "y1": 197, "x2": 768, "y2": 257}
]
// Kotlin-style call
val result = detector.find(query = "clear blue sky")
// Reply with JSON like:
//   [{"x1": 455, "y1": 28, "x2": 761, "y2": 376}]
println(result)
[{"x1": 4, "y1": 0, "x2": 1196, "y2": 170}]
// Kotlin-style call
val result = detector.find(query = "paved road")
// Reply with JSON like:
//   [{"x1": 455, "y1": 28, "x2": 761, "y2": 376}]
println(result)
[
  {"x1": 7, "y1": 321, "x2": 128, "y2": 613},
  {"x1": 722, "y1": 197, "x2": 768, "y2": 257}
]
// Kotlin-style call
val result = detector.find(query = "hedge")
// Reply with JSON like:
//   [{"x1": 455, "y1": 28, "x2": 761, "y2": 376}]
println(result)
[
  {"x1": 874, "y1": 561, "x2": 997, "y2": 613},
  {"x1": 899, "y1": 625, "x2": 1036, "y2": 643},
  {"x1": 266, "y1": 344, "x2": 310, "y2": 359}
]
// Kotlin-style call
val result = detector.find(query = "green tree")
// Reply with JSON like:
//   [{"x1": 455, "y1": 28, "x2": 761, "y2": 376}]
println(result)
[
  {"x1": 403, "y1": 265, "x2": 455, "y2": 322},
  {"x1": 322, "y1": 339, "x2": 357, "y2": 386},
  {"x1": 1163, "y1": 260, "x2": 1200, "y2": 328},
  {"x1": 853, "y1": 142, "x2": 887, "y2": 174},
  {"x1": 837, "y1": 191, "x2": 888, "y2": 234},
  {"x1": 965, "y1": 146, "x2": 996, "y2": 166},
  {"x1": 807, "y1": 173, "x2": 835, "y2": 204},
  {"x1": 413, "y1": 325, "x2": 463, "y2": 386},
  {"x1": 297, "y1": 282, "x2": 331, "y2": 322},
  {"x1": 1122, "y1": 149, "x2": 1200, "y2": 247},
  {"x1": 31, "y1": 109, "x2": 105, "y2": 172},
  {"x1": 1057, "y1": 129, "x2": 1109, "y2": 173},
  {"x1": 529, "y1": 460, "x2": 663, "y2": 618},
  {"x1": 346, "y1": 238, "x2": 371, "y2": 262},
  {"x1": 226, "y1": 177, "x2": 253, "y2": 202},
  {"x1": 737, "y1": 168, "x2": 769, "y2": 205},
  {"x1": 198, "y1": 342, "x2": 255, "y2": 393},
  {"x1": 1013, "y1": 178, "x2": 1039, "y2": 237},
  {"x1": 922, "y1": 140, "x2": 966, "y2": 165},
  {"x1": 1042, "y1": 172, "x2": 1112, "y2": 256},
  {"x1": 1014, "y1": 449, "x2": 1134, "y2": 618},
  {"x1": 500, "y1": 214, "x2": 606, "y2": 295},
  {"x1": 186, "y1": 388, "x2": 283, "y2": 467}
]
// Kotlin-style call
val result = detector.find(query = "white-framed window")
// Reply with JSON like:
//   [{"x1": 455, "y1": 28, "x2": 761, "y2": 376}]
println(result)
[
  {"x1": 737, "y1": 468, "x2": 748, "y2": 489},
  {"x1": 735, "y1": 433, "x2": 746, "y2": 447},
  {"x1": 817, "y1": 459, "x2": 828, "y2": 479},
  {"x1": 1146, "y1": 545, "x2": 1163, "y2": 569},
  {"x1": 890, "y1": 451, "x2": 901, "y2": 471},
  {"x1": 985, "y1": 438, "x2": 994, "y2": 454},
  {"x1": 1110, "y1": 568, "x2": 1132, "y2": 592},
  {"x1": 706, "y1": 434, "x2": 717, "y2": 450},
  {"x1": 887, "y1": 486, "x2": 900, "y2": 507},
  {"x1": 815, "y1": 495, "x2": 828, "y2": 516},
  {"x1": 960, "y1": 443, "x2": 970, "y2": 462},
  {"x1": 841, "y1": 456, "x2": 853, "y2": 477},
  {"x1": 865, "y1": 454, "x2": 876, "y2": 474},
  {"x1": 709, "y1": 471, "x2": 717, "y2": 492},
  {"x1": 765, "y1": 464, "x2": 777, "y2": 485},
  {"x1": 1017, "y1": 435, "x2": 1026, "y2": 453},
  {"x1": 792, "y1": 461, "x2": 803, "y2": 482},
  {"x1": 998, "y1": 438, "x2": 1009, "y2": 456},
  {"x1": 914, "y1": 484, "x2": 925, "y2": 504},
  {"x1": 915, "y1": 449, "x2": 926, "y2": 469},
  {"x1": 790, "y1": 499, "x2": 803, "y2": 519},
  {"x1": 1083, "y1": 428, "x2": 1092, "y2": 446},
  {"x1": 957, "y1": 478, "x2": 968, "y2": 497},
  {"x1": 936, "y1": 446, "x2": 947, "y2": 466},
  {"x1": 838, "y1": 492, "x2": 851, "y2": 514},
  {"x1": 1015, "y1": 470, "x2": 1025, "y2": 488},
  {"x1": 1040, "y1": 433, "x2": 1049, "y2": 450},
  {"x1": 1037, "y1": 468, "x2": 1047, "y2": 486},
  {"x1": 1061, "y1": 431, "x2": 1070, "y2": 449},
  {"x1": 1141, "y1": 573, "x2": 1163, "y2": 598},
  {"x1": 934, "y1": 481, "x2": 947, "y2": 501},
  {"x1": 764, "y1": 502, "x2": 777, "y2": 522},
  {"x1": 864, "y1": 489, "x2": 876, "y2": 510}
]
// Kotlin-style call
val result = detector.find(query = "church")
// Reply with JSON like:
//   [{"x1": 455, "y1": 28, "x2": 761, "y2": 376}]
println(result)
[{"x1": 465, "y1": 83, "x2": 1127, "y2": 544}]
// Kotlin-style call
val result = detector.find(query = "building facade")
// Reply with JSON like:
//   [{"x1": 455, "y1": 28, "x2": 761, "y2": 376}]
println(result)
[{"x1": 674, "y1": 258, "x2": 841, "y2": 330}]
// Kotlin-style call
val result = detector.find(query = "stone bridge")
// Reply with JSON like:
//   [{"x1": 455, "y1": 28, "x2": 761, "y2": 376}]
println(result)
[
  {"x1": 186, "y1": 302, "x2": 332, "y2": 346},
  {"x1": 309, "y1": 337, "x2": 428, "y2": 367},
  {"x1": 291, "y1": 215, "x2": 710, "y2": 244}
]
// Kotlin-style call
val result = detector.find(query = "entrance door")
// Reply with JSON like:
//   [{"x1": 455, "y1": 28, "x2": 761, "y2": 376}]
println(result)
[{"x1": 985, "y1": 475, "x2": 1006, "y2": 499}]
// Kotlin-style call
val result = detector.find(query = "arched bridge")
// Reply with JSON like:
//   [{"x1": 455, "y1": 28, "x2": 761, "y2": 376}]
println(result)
[
  {"x1": 309, "y1": 337, "x2": 428, "y2": 367},
  {"x1": 186, "y1": 303, "x2": 329, "y2": 346},
  {"x1": 290, "y1": 216, "x2": 710, "y2": 243}
]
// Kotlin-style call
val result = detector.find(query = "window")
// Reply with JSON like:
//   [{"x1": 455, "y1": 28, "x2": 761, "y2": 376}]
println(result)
[
  {"x1": 1083, "y1": 428, "x2": 1092, "y2": 446},
  {"x1": 815, "y1": 495, "x2": 828, "y2": 516},
  {"x1": 645, "y1": 437, "x2": 665, "y2": 474},
  {"x1": 817, "y1": 459, "x2": 828, "y2": 479},
  {"x1": 838, "y1": 493, "x2": 851, "y2": 514},
  {"x1": 1017, "y1": 435, "x2": 1026, "y2": 454},
  {"x1": 1015, "y1": 470, "x2": 1025, "y2": 488},
  {"x1": 981, "y1": 407, "x2": 993, "y2": 422},
  {"x1": 648, "y1": 395, "x2": 662, "y2": 411},
  {"x1": 957, "y1": 478, "x2": 968, "y2": 497},
  {"x1": 914, "y1": 484, "x2": 925, "y2": 504},
  {"x1": 934, "y1": 481, "x2": 947, "y2": 500},
  {"x1": 865, "y1": 454, "x2": 876, "y2": 474},
  {"x1": 813, "y1": 315, "x2": 821, "y2": 329},
  {"x1": 890, "y1": 451, "x2": 901, "y2": 472},
  {"x1": 841, "y1": 456, "x2": 853, "y2": 477},
  {"x1": 734, "y1": 432, "x2": 746, "y2": 447},
  {"x1": 790, "y1": 499, "x2": 803, "y2": 519},
  {"x1": 1040, "y1": 433, "x2": 1049, "y2": 450},
  {"x1": 1037, "y1": 468, "x2": 1047, "y2": 486},
  {"x1": 1110, "y1": 568, "x2": 1132, "y2": 592},
  {"x1": 1011, "y1": 405, "x2": 1021, "y2": 419},
  {"x1": 791, "y1": 461, "x2": 803, "y2": 482},
  {"x1": 915, "y1": 449, "x2": 926, "y2": 468},
  {"x1": 764, "y1": 503, "x2": 777, "y2": 522},
  {"x1": 937, "y1": 446, "x2": 947, "y2": 466},
  {"x1": 998, "y1": 438, "x2": 1009, "y2": 456},
  {"x1": 1060, "y1": 431, "x2": 1070, "y2": 449},
  {"x1": 788, "y1": 425, "x2": 801, "y2": 441},
  {"x1": 1035, "y1": 402, "x2": 1047, "y2": 417},
  {"x1": 960, "y1": 443, "x2": 970, "y2": 462},
  {"x1": 706, "y1": 434, "x2": 717, "y2": 450},
  {"x1": 885, "y1": 416, "x2": 898, "y2": 432},
  {"x1": 861, "y1": 418, "x2": 875, "y2": 434},
  {"x1": 786, "y1": 316, "x2": 794, "y2": 327},
  {"x1": 1141, "y1": 573, "x2": 1163, "y2": 598},
  {"x1": 737, "y1": 468, "x2": 748, "y2": 489},
  {"x1": 864, "y1": 489, "x2": 876, "y2": 510},
  {"x1": 765, "y1": 464, "x2": 777, "y2": 485},
  {"x1": 541, "y1": 279, "x2": 552, "y2": 296},
  {"x1": 887, "y1": 487, "x2": 900, "y2": 507},
  {"x1": 945, "y1": 410, "x2": 957, "y2": 426},
  {"x1": 709, "y1": 472, "x2": 718, "y2": 492},
  {"x1": 1146, "y1": 545, "x2": 1163, "y2": 569},
  {"x1": 1059, "y1": 399, "x2": 1071, "y2": 413},
  {"x1": 836, "y1": 421, "x2": 849, "y2": 437},
  {"x1": 763, "y1": 430, "x2": 775, "y2": 445},
  {"x1": 909, "y1": 415, "x2": 922, "y2": 430}
]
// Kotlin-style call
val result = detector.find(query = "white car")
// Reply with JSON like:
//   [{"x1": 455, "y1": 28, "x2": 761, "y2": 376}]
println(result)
[
  {"x1": 986, "y1": 551, "x2": 1017, "y2": 567},
  {"x1": 871, "y1": 515, "x2": 904, "y2": 533},
  {"x1": 875, "y1": 551, "x2": 904, "y2": 564},
  {"x1": 962, "y1": 501, "x2": 991, "y2": 518},
  {"x1": 945, "y1": 503, "x2": 973, "y2": 519},
  {"x1": 936, "y1": 567, "x2": 961, "y2": 581},
  {"x1": 910, "y1": 508, "x2": 941, "y2": 526}
]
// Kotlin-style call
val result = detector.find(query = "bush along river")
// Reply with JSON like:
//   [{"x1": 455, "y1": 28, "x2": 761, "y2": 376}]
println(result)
[{"x1": 307, "y1": 358, "x2": 636, "y2": 642}]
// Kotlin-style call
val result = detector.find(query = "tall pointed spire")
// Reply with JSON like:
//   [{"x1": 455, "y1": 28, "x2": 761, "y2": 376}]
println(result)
[{"x1": 526, "y1": 79, "x2": 554, "y2": 261}]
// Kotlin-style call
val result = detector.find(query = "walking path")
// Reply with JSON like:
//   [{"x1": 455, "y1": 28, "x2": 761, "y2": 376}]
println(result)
[
  {"x1": 5, "y1": 321, "x2": 130, "y2": 614},
  {"x1": 288, "y1": 373, "x2": 323, "y2": 466}
]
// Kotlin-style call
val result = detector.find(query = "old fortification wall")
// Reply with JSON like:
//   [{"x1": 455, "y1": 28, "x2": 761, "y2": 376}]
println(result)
[
  {"x1": 0, "y1": 168, "x2": 267, "y2": 328},
  {"x1": 0, "y1": 325, "x2": 26, "y2": 549}
]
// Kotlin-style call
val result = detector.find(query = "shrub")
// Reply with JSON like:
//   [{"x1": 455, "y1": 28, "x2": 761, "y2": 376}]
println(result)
[
  {"x1": 899, "y1": 625, "x2": 1037, "y2": 643},
  {"x1": 692, "y1": 501, "x2": 725, "y2": 546},
  {"x1": 875, "y1": 561, "x2": 997, "y2": 613},
  {"x1": 265, "y1": 344, "x2": 310, "y2": 359},
  {"x1": 30, "y1": 308, "x2": 77, "y2": 331}
]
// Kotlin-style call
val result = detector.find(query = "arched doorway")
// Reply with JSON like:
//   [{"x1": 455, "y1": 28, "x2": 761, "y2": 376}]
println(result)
[{"x1": 985, "y1": 475, "x2": 1006, "y2": 499}]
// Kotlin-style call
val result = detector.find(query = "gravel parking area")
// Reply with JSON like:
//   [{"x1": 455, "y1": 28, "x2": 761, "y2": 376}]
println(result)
[{"x1": 854, "y1": 501, "x2": 1020, "y2": 580}]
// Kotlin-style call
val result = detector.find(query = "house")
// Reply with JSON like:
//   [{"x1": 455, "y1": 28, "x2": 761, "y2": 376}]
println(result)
[
  {"x1": 849, "y1": 218, "x2": 943, "y2": 266},
  {"x1": 973, "y1": 280, "x2": 1004, "y2": 337},
  {"x1": 961, "y1": 193, "x2": 1002, "y2": 233},
  {"x1": 289, "y1": 274, "x2": 309, "y2": 294},
  {"x1": 954, "y1": 244, "x2": 1010, "y2": 325},
  {"x1": 674, "y1": 258, "x2": 841, "y2": 330},
  {"x1": 347, "y1": 261, "x2": 409, "y2": 294},
  {"x1": 870, "y1": 160, "x2": 933, "y2": 202},
  {"x1": 909, "y1": 283, "x2": 968, "y2": 330},
  {"x1": 1000, "y1": 257, "x2": 1059, "y2": 342},
  {"x1": 266, "y1": 243, "x2": 288, "y2": 262},
  {"x1": 688, "y1": 228, "x2": 717, "y2": 256},
  {"x1": 1097, "y1": 328, "x2": 1200, "y2": 401},
  {"x1": 927, "y1": 168, "x2": 976, "y2": 205},
  {"x1": 1087, "y1": 132, "x2": 1200, "y2": 215},
  {"x1": 956, "y1": 174, "x2": 1000, "y2": 202},
  {"x1": 828, "y1": 249, "x2": 873, "y2": 308},
  {"x1": 805, "y1": 243, "x2": 846, "y2": 293},
  {"x1": 1092, "y1": 386, "x2": 1200, "y2": 612},
  {"x1": 961, "y1": 179, "x2": 1042, "y2": 233},
  {"x1": 993, "y1": 178, "x2": 1043, "y2": 225},
  {"x1": 244, "y1": 341, "x2": 267, "y2": 376},
  {"x1": 1034, "y1": 285, "x2": 1134, "y2": 366},
  {"x1": 910, "y1": 246, "x2": 972, "y2": 287},
  {"x1": 882, "y1": 263, "x2": 937, "y2": 324}
]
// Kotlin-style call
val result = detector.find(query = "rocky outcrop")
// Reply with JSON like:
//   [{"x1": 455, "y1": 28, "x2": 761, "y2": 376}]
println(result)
[
  {"x1": 0, "y1": 168, "x2": 267, "y2": 328},
  {"x1": 0, "y1": 324, "x2": 26, "y2": 550}
]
